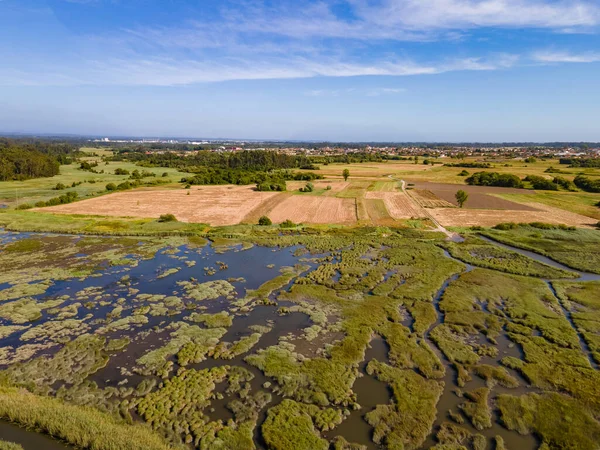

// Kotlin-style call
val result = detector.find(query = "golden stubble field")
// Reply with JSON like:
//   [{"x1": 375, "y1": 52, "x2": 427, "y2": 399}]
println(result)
[{"x1": 40, "y1": 186, "x2": 280, "y2": 226}]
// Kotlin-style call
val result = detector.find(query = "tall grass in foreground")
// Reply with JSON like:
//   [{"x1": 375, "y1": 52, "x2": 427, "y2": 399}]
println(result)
[{"x1": 0, "y1": 386, "x2": 174, "y2": 450}]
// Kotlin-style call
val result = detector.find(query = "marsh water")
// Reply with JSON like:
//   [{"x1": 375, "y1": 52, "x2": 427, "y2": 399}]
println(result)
[{"x1": 0, "y1": 230, "x2": 597, "y2": 449}]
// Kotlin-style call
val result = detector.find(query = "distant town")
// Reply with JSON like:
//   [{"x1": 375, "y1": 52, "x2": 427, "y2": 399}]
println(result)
[{"x1": 91, "y1": 137, "x2": 600, "y2": 159}]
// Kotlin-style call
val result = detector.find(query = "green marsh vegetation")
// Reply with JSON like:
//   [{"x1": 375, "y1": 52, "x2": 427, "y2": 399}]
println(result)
[
  {"x1": 480, "y1": 224, "x2": 600, "y2": 273},
  {"x1": 0, "y1": 225, "x2": 599, "y2": 449},
  {"x1": 439, "y1": 236, "x2": 578, "y2": 278}
]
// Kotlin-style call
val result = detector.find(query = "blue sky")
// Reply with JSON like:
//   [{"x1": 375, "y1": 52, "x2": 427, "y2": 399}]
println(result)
[{"x1": 1, "y1": 0, "x2": 599, "y2": 141}]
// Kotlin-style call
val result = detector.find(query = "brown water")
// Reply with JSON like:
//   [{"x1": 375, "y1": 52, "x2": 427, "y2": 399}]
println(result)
[{"x1": 0, "y1": 421, "x2": 71, "y2": 450}]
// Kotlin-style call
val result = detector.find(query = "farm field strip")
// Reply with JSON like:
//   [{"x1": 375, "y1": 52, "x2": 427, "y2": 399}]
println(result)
[
  {"x1": 365, "y1": 191, "x2": 427, "y2": 219},
  {"x1": 430, "y1": 202, "x2": 598, "y2": 228},
  {"x1": 266, "y1": 196, "x2": 358, "y2": 224}
]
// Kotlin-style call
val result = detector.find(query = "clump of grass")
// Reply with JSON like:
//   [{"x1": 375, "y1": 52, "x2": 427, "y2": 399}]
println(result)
[
  {"x1": 459, "y1": 387, "x2": 492, "y2": 430},
  {"x1": 157, "y1": 214, "x2": 177, "y2": 223},
  {"x1": 185, "y1": 311, "x2": 232, "y2": 328},
  {"x1": 136, "y1": 323, "x2": 226, "y2": 375},
  {"x1": 2, "y1": 238, "x2": 43, "y2": 253},
  {"x1": 498, "y1": 393, "x2": 600, "y2": 448},
  {"x1": 0, "y1": 440, "x2": 23, "y2": 450},
  {"x1": 262, "y1": 399, "x2": 339, "y2": 450},
  {"x1": 137, "y1": 367, "x2": 228, "y2": 445},
  {"x1": 0, "y1": 297, "x2": 65, "y2": 324}
]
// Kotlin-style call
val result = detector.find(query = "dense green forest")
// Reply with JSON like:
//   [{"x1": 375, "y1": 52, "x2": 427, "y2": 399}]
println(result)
[{"x1": 0, "y1": 139, "x2": 80, "y2": 181}]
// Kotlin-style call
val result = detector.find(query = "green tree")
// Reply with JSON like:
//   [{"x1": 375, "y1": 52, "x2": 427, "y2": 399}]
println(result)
[
  {"x1": 258, "y1": 216, "x2": 272, "y2": 226},
  {"x1": 455, "y1": 190, "x2": 469, "y2": 208},
  {"x1": 342, "y1": 169, "x2": 350, "y2": 181}
]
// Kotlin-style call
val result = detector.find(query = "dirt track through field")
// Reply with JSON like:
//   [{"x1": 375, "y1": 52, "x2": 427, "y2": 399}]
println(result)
[{"x1": 40, "y1": 186, "x2": 281, "y2": 226}]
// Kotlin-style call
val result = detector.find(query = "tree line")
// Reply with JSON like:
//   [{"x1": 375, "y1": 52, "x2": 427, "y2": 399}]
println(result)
[{"x1": 0, "y1": 139, "x2": 80, "y2": 181}]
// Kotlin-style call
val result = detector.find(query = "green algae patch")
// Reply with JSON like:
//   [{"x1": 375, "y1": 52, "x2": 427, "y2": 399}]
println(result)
[
  {"x1": 0, "y1": 281, "x2": 53, "y2": 302},
  {"x1": 0, "y1": 298, "x2": 65, "y2": 324},
  {"x1": 185, "y1": 311, "x2": 232, "y2": 328},
  {"x1": 177, "y1": 279, "x2": 236, "y2": 302}
]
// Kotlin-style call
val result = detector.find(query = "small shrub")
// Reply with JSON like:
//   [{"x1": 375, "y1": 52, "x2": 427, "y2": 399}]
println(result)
[
  {"x1": 162, "y1": 172, "x2": 169, "y2": 177},
  {"x1": 494, "y1": 222, "x2": 519, "y2": 231},
  {"x1": 326, "y1": 185, "x2": 332, "y2": 190},
  {"x1": 458, "y1": 170, "x2": 470, "y2": 176},
  {"x1": 114, "y1": 168, "x2": 130, "y2": 175},
  {"x1": 53, "y1": 183, "x2": 66, "y2": 190},
  {"x1": 158, "y1": 214, "x2": 178, "y2": 223},
  {"x1": 280, "y1": 219, "x2": 296, "y2": 228},
  {"x1": 16, "y1": 203, "x2": 33, "y2": 210},
  {"x1": 258, "y1": 216, "x2": 272, "y2": 226},
  {"x1": 117, "y1": 181, "x2": 132, "y2": 190},
  {"x1": 105, "y1": 183, "x2": 117, "y2": 191}
]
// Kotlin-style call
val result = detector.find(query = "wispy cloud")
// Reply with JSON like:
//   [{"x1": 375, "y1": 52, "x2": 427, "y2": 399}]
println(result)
[
  {"x1": 305, "y1": 87, "x2": 406, "y2": 97},
  {"x1": 0, "y1": 0, "x2": 597, "y2": 87},
  {"x1": 0, "y1": 52, "x2": 520, "y2": 87},
  {"x1": 533, "y1": 50, "x2": 600, "y2": 63}
]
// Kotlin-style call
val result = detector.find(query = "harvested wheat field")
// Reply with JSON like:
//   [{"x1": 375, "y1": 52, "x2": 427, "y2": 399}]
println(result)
[
  {"x1": 430, "y1": 202, "x2": 598, "y2": 228},
  {"x1": 41, "y1": 186, "x2": 281, "y2": 226},
  {"x1": 267, "y1": 196, "x2": 357, "y2": 224},
  {"x1": 365, "y1": 192, "x2": 426, "y2": 219},
  {"x1": 286, "y1": 180, "x2": 349, "y2": 194}
]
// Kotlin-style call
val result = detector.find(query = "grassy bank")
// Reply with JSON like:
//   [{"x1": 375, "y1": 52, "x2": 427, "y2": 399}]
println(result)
[
  {"x1": 0, "y1": 210, "x2": 210, "y2": 236},
  {"x1": 0, "y1": 385, "x2": 174, "y2": 450}
]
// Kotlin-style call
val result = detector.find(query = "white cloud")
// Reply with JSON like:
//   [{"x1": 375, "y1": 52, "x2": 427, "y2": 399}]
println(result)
[{"x1": 533, "y1": 50, "x2": 600, "y2": 63}]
